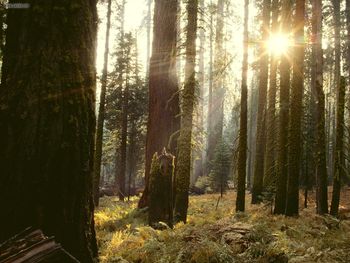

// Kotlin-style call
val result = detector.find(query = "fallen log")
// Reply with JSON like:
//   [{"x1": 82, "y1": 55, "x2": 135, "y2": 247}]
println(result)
[{"x1": 0, "y1": 228, "x2": 79, "y2": 263}]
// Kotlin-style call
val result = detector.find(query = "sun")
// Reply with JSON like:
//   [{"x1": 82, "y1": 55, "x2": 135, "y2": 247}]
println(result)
[{"x1": 266, "y1": 34, "x2": 290, "y2": 55}]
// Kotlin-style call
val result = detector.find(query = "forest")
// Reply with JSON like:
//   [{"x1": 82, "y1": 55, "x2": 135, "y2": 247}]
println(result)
[{"x1": 0, "y1": 0, "x2": 349, "y2": 262}]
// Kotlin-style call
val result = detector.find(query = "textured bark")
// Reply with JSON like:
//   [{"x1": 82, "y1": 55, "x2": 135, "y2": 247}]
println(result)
[
  {"x1": 138, "y1": 0, "x2": 180, "y2": 208},
  {"x1": 0, "y1": 1, "x2": 98, "y2": 261},
  {"x1": 312, "y1": 0, "x2": 328, "y2": 215},
  {"x1": 330, "y1": 77, "x2": 346, "y2": 216},
  {"x1": 94, "y1": 0, "x2": 112, "y2": 207},
  {"x1": 206, "y1": 0, "x2": 225, "y2": 173},
  {"x1": 274, "y1": 0, "x2": 292, "y2": 215},
  {"x1": 285, "y1": 0, "x2": 305, "y2": 216},
  {"x1": 149, "y1": 151, "x2": 174, "y2": 228},
  {"x1": 263, "y1": 0, "x2": 278, "y2": 191},
  {"x1": 236, "y1": 0, "x2": 249, "y2": 212},
  {"x1": 252, "y1": 0, "x2": 270, "y2": 204},
  {"x1": 174, "y1": 0, "x2": 198, "y2": 223}
]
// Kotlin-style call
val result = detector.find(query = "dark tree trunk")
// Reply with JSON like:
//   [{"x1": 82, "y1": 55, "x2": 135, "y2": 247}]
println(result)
[
  {"x1": 138, "y1": 0, "x2": 180, "y2": 208},
  {"x1": 174, "y1": 0, "x2": 198, "y2": 223},
  {"x1": 94, "y1": 0, "x2": 112, "y2": 207},
  {"x1": 285, "y1": 0, "x2": 306, "y2": 217},
  {"x1": 274, "y1": 0, "x2": 292, "y2": 215},
  {"x1": 252, "y1": 0, "x2": 270, "y2": 204},
  {"x1": 312, "y1": 0, "x2": 328, "y2": 215},
  {"x1": 330, "y1": 77, "x2": 346, "y2": 216},
  {"x1": 0, "y1": 1, "x2": 98, "y2": 261},
  {"x1": 236, "y1": 0, "x2": 249, "y2": 212}
]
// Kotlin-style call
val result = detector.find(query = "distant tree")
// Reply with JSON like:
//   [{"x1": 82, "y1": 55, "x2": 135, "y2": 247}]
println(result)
[
  {"x1": 209, "y1": 140, "x2": 231, "y2": 196},
  {"x1": 138, "y1": 0, "x2": 180, "y2": 208},
  {"x1": 274, "y1": 0, "x2": 292, "y2": 215},
  {"x1": 206, "y1": 0, "x2": 225, "y2": 174},
  {"x1": 94, "y1": 0, "x2": 112, "y2": 206},
  {"x1": 0, "y1": 1, "x2": 98, "y2": 261},
  {"x1": 174, "y1": 0, "x2": 198, "y2": 223},
  {"x1": 252, "y1": 0, "x2": 270, "y2": 204},
  {"x1": 236, "y1": 0, "x2": 249, "y2": 212},
  {"x1": 286, "y1": 0, "x2": 306, "y2": 216}
]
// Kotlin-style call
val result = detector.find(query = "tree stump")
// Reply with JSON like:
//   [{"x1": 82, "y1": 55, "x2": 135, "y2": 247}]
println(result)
[{"x1": 148, "y1": 148, "x2": 175, "y2": 228}]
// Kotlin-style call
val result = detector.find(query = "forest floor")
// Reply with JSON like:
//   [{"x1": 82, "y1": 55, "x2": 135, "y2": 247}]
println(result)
[{"x1": 95, "y1": 189, "x2": 350, "y2": 263}]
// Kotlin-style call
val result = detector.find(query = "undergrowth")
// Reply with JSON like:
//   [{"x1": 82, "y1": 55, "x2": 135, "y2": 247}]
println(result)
[{"x1": 95, "y1": 192, "x2": 350, "y2": 263}]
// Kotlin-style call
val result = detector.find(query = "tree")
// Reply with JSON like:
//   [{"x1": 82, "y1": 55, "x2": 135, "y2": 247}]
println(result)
[
  {"x1": 274, "y1": 0, "x2": 292, "y2": 215},
  {"x1": 264, "y1": 0, "x2": 279, "y2": 191},
  {"x1": 285, "y1": 0, "x2": 306, "y2": 216},
  {"x1": 312, "y1": 0, "x2": 328, "y2": 215},
  {"x1": 236, "y1": 0, "x2": 249, "y2": 212},
  {"x1": 174, "y1": 0, "x2": 198, "y2": 223},
  {"x1": 0, "y1": 1, "x2": 98, "y2": 262},
  {"x1": 138, "y1": 0, "x2": 180, "y2": 208},
  {"x1": 206, "y1": 0, "x2": 225, "y2": 174},
  {"x1": 94, "y1": 0, "x2": 112, "y2": 206},
  {"x1": 252, "y1": 0, "x2": 271, "y2": 204}
]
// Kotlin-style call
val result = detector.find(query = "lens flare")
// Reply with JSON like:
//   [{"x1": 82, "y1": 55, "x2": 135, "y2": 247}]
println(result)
[{"x1": 266, "y1": 34, "x2": 290, "y2": 55}]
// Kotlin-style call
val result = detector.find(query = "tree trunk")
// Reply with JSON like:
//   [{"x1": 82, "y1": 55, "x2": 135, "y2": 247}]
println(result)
[
  {"x1": 264, "y1": 0, "x2": 278, "y2": 191},
  {"x1": 174, "y1": 0, "x2": 198, "y2": 223},
  {"x1": 0, "y1": 1, "x2": 98, "y2": 261},
  {"x1": 252, "y1": 0, "x2": 270, "y2": 204},
  {"x1": 94, "y1": 0, "x2": 112, "y2": 207},
  {"x1": 285, "y1": 0, "x2": 306, "y2": 217},
  {"x1": 236, "y1": 0, "x2": 249, "y2": 212},
  {"x1": 330, "y1": 77, "x2": 346, "y2": 216},
  {"x1": 312, "y1": 0, "x2": 328, "y2": 215},
  {"x1": 138, "y1": 0, "x2": 180, "y2": 208},
  {"x1": 146, "y1": 0, "x2": 152, "y2": 78},
  {"x1": 274, "y1": 0, "x2": 292, "y2": 215}
]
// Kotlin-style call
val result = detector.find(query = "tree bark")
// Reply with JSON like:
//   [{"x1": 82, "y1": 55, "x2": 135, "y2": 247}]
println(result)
[
  {"x1": 274, "y1": 0, "x2": 292, "y2": 215},
  {"x1": 94, "y1": 0, "x2": 112, "y2": 207},
  {"x1": 236, "y1": 0, "x2": 249, "y2": 212},
  {"x1": 0, "y1": 1, "x2": 98, "y2": 261},
  {"x1": 285, "y1": 0, "x2": 306, "y2": 217},
  {"x1": 252, "y1": 0, "x2": 270, "y2": 204},
  {"x1": 138, "y1": 0, "x2": 180, "y2": 208}
]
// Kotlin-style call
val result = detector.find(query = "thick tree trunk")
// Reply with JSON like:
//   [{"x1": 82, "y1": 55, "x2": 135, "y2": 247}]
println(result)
[
  {"x1": 138, "y1": 0, "x2": 180, "y2": 208},
  {"x1": 146, "y1": 0, "x2": 152, "y2": 78},
  {"x1": 0, "y1": 1, "x2": 98, "y2": 261},
  {"x1": 174, "y1": 0, "x2": 198, "y2": 223},
  {"x1": 312, "y1": 0, "x2": 328, "y2": 215},
  {"x1": 252, "y1": 0, "x2": 270, "y2": 204},
  {"x1": 94, "y1": 0, "x2": 112, "y2": 207},
  {"x1": 285, "y1": 0, "x2": 306, "y2": 216},
  {"x1": 236, "y1": 0, "x2": 249, "y2": 212},
  {"x1": 274, "y1": 0, "x2": 292, "y2": 215},
  {"x1": 264, "y1": 0, "x2": 278, "y2": 191}
]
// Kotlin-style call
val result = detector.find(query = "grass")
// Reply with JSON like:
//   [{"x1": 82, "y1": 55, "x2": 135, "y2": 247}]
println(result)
[{"x1": 95, "y1": 191, "x2": 350, "y2": 263}]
